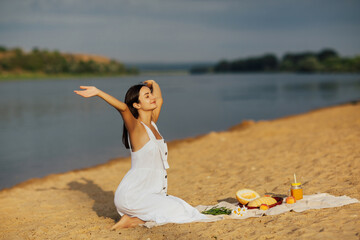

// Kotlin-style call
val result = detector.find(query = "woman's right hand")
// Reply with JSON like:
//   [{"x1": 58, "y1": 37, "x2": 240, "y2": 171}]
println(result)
[{"x1": 74, "y1": 86, "x2": 100, "y2": 98}]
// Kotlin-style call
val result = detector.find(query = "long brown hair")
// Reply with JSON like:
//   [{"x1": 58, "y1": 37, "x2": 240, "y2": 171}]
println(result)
[{"x1": 122, "y1": 83, "x2": 147, "y2": 149}]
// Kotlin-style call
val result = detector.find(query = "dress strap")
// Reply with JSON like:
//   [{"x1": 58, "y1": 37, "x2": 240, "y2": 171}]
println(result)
[
  {"x1": 140, "y1": 121, "x2": 157, "y2": 141},
  {"x1": 151, "y1": 121, "x2": 164, "y2": 139},
  {"x1": 141, "y1": 121, "x2": 169, "y2": 169}
]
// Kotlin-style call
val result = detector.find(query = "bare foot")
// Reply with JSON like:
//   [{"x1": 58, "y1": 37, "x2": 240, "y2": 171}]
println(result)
[{"x1": 111, "y1": 214, "x2": 145, "y2": 230}]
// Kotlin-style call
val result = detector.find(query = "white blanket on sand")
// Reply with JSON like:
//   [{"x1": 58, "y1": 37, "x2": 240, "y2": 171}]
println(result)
[{"x1": 142, "y1": 193, "x2": 359, "y2": 228}]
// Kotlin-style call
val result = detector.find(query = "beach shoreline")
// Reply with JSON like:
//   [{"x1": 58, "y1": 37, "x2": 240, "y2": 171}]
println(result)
[
  {"x1": 2, "y1": 99, "x2": 358, "y2": 193},
  {"x1": 1, "y1": 101, "x2": 359, "y2": 239}
]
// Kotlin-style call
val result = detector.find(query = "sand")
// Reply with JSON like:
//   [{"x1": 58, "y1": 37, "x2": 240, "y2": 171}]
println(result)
[{"x1": 1, "y1": 102, "x2": 359, "y2": 240}]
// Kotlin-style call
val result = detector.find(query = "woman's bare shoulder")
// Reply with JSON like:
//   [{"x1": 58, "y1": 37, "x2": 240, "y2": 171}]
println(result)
[{"x1": 128, "y1": 121, "x2": 151, "y2": 151}]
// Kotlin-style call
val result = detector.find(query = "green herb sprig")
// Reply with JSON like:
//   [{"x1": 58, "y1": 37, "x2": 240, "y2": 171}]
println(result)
[{"x1": 201, "y1": 207, "x2": 232, "y2": 215}]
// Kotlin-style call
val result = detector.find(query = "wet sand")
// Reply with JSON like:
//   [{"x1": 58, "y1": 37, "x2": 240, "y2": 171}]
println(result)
[{"x1": 0, "y1": 102, "x2": 359, "y2": 239}]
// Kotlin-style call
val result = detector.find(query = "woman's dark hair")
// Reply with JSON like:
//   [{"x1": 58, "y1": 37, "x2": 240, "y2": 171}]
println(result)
[{"x1": 122, "y1": 83, "x2": 147, "y2": 149}]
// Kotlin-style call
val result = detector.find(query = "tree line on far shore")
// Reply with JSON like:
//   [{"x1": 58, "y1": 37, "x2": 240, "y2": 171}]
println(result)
[
  {"x1": 190, "y1": 49, "x2": 360, "y2": 74},
  {"x1": 0, "y1": 46, "x2": 138, "y2": 76}
]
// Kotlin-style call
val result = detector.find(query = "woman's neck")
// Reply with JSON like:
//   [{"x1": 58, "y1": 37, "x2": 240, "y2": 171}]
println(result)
[{"x1": 138, "y1": 111, "x2": 152, "y2": 126}]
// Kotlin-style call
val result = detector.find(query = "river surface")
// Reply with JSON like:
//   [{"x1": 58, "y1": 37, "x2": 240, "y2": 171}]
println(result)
[{"x1": 1, "y1": 73, "x2": 359, "y2": 189}]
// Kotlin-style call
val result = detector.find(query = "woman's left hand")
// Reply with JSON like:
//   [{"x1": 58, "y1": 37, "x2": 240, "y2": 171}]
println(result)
[{"x1": 143, "y1": 80, "x2": 155, "y2": 87}]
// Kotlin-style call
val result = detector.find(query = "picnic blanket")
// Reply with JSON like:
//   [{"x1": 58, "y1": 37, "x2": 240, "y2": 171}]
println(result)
[{"x1": 142, "y1": 193, "x2": 359, "y2": 228}]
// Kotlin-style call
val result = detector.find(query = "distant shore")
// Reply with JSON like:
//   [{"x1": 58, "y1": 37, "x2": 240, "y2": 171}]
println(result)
[
  {"x1": 0, "y1": 101, "x2": 359, "y2": 239},
  {"x1": 2, "y1": 70, "x2": 360, "y2": 82},
  {"x1": 0, "y1": 71, "x2": 192, "y2": 81},
  {"x1": 0, "y1": 72, "x2": 140, "y2": 81}
]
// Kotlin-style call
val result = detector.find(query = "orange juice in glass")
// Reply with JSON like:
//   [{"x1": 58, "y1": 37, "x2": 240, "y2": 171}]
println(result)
[{"x1": 291, "y1": 182, "x2": 303, "y2": 200}]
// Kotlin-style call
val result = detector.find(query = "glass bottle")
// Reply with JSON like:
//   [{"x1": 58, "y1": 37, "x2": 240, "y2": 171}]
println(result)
[{"x1": 291, "y1": 182, "x2": 303, "y2": 200}]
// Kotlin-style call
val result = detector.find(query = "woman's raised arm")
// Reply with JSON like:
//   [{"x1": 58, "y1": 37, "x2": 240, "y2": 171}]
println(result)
[
  {"x1": 74, "y1": 86, "x2": 137, "y2": 131},
  {"x1": 144, "y1": 80, "x2": 163, "y2": 123}
]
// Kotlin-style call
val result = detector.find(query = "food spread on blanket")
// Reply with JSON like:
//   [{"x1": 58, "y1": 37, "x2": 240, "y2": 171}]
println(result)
[
  {"x1": 235, "y1": 174, "x2": 304, "y2": 210},
  {"x1": 203, "y1": 174, "x2": 306, "y2": 215},
  {"x1": 201, "y1": 172, "x2": 359, "y2": 219}
]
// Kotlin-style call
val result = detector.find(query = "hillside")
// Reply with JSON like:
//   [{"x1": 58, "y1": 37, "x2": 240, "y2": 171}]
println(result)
[{"x1": 0, "y1": 46, "x2": 138, "y2": 77}]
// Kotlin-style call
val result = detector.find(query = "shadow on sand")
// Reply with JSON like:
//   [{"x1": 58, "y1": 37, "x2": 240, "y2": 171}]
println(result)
[
  {"x1": 217, "y1": 197, "x2": 238, "y2": 204},
  {"x1": 67, "y1": 178, "x2": 119, "y2": 221}
]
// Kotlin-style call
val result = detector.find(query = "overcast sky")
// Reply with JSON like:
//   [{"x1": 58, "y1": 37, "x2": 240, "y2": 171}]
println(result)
[{"x1": 0, "y1": 0, "x2": 359, "y2": 63}]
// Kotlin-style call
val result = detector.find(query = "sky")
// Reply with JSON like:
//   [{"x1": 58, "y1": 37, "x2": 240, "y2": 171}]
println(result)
[{"x1": 0, "y1": 0, "x2": 360, "y2": 63}]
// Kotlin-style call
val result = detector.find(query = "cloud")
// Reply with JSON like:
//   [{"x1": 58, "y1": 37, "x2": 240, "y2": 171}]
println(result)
[{"x1": 0, "y1": 0, "x2": 359, "y2": 62}]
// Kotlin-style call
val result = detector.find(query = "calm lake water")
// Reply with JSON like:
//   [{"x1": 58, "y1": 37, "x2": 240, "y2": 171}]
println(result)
[{"x1": 1, "y1": 73, "x2": 359, "y2": 190}]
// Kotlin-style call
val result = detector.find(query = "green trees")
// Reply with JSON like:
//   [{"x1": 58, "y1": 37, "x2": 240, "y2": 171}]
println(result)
[
  {"x1": 0, "y1": 46, "x2": 138, "y2": 76},
  {"x1": 213, "y1": 54, "x2": 279, "y2": 73},
  {"x1": 191, "y1": 48, "x2": 360, "y2": 74},
  {"x1": 0, "y1": 46, "x2": 7, "y2": 52},
  {"x1": 280, "y1": 49, "x2": 343, "y2": 72}
]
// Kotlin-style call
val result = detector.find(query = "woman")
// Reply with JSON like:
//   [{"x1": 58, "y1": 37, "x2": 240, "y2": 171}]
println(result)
[{"x1": 74, "y1": 80, "x2": 209, "y2": 229}]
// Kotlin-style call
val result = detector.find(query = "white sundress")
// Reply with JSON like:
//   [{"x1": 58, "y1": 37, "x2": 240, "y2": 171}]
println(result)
[{"x1": 114, "y1": 121, "x2": 209, "y2": 224}]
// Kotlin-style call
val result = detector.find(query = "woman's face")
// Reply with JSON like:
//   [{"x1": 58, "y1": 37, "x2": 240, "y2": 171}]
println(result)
[{"x1": 136, "y1": 86, "x2": 157, "y2": 111}]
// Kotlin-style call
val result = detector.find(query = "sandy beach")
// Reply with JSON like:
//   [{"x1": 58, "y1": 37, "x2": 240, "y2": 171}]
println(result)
[{"x1": 0, "y1": 102, "x2": 359, "y2": 240}]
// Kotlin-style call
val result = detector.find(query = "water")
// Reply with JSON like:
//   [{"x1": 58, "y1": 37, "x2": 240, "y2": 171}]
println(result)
[{"x1": 1, "y1": 73, "x2": 359, "y2": 190}]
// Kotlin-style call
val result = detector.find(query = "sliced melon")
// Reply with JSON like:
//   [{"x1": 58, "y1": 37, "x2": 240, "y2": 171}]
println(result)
[
  {"x1": 247, "y1": 197, "x2": 277, "y2": 207},
  {"x1": 236, "y1": 189, "x2": 260, "y2": 205}
]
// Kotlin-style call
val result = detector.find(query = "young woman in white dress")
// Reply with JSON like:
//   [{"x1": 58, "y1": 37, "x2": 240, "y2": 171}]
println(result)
[{"x1": 74, "y1": 80, "x2": 209, "y2": 229}]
